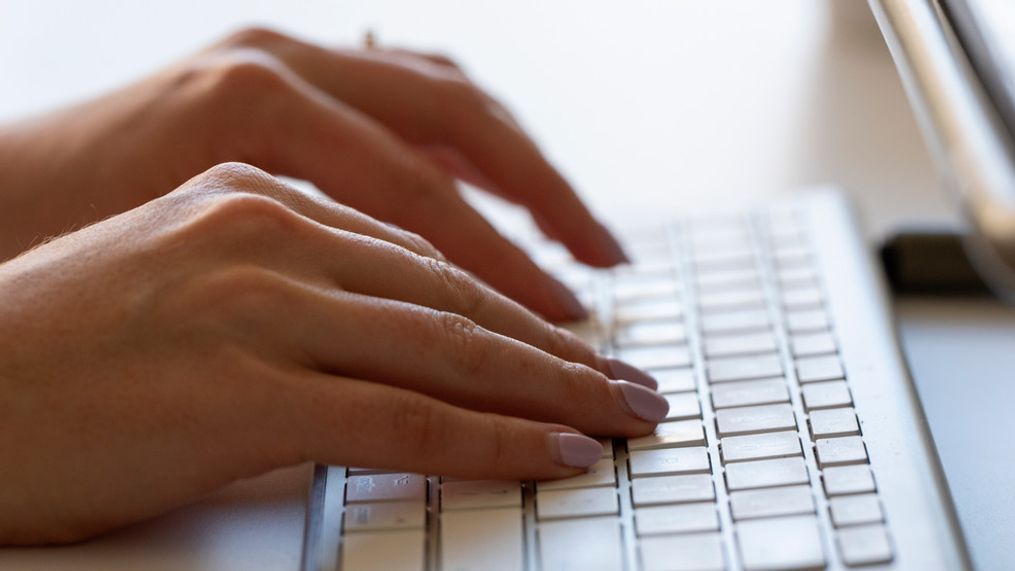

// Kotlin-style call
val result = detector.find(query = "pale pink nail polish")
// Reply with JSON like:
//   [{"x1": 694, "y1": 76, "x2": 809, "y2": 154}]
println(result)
[
  {"x1": 607, "y1": 358, "x2": 658, "y2": 390},
  {"x1": 550, "y1": 433, "x2": 602, "y2": 468},
  {"x1": 613, "y1": 380, "x2": 669, "y2": 423}
]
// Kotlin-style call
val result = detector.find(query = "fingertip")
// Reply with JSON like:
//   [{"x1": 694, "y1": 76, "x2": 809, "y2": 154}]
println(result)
[
  {"x1": 546, "y1": 277, "x2": 589, "y2": 322},
  {"x1": 547, "y1": 432, "x2": 602, "y2": 469},
  {"x1": 606, "y1": 358, "x2": 658, "y2": 390}
]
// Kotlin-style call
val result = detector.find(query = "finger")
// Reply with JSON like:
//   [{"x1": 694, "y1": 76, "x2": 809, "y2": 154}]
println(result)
[
  {"x1": 281, "y1": 372, "x2": 604, "y2": 479},
  {"x1": 237, "y1": 273, "x2": 667, "y2": 437},
  {"x1": 229, "y1": 30, "x2": 629, "y2": 267},
  {"x1": 222, "y1": 61, "x2": 589, "y2": 321}
]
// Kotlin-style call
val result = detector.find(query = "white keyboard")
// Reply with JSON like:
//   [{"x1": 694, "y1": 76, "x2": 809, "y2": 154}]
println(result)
[{"x1": 302, "y1": 192, "x2": 968, "y2": 571}]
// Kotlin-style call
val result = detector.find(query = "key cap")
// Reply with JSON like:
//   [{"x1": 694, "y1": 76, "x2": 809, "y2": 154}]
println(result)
[
  {"x1": 716, "y1": 403, "x2": 796, "y2": 437},
  {"x1": 786, "y1": 309, "x2": 830, "y2": 333},
  {"x1": 782, "y1": 287, "x2": 823, "y2": 309},
  {"x1": 774, "y1": 247, "x2": 812, "y2": 268},
  {"x1": 791, "y1": 332, "x2": 837, "y2": 356},
  {"x1": 346, "y1": 473, "x2": 426, "y2": 503},
  {"x1": 615, "y1": 299, "x2": 684, "y2": 323},
  {"x1": 539, "y1": 517, "x2": 623, "y2": 571},
  {"x1": 696, "y1": 268, "x2": 760, "y2": 292},
  {"x1": 613, "y1": 279, "x2": 680, "y2": 303},
  {"x1": 693, "y1": 250, "x2": 755, "y2": 271},
  {"x1": 837, "y1": 524, "x2": 894, "y2": 565},
  {"x1": 641, "y1": 532, "x2": 725, "y2": 571},
  {"x1": 711, "y1": 378, "x2": 789, "y2": 409},
  {"x1": 341, "y1": 529, "x2": 425, "y2": 571},
  {"x1": 441, "y1": 480, "x2": 521, "y2": 510},
  {"x1": 809, "y1": 408, "x2": 860, "y2": 438},
  {"x1": 736, "y1": 515, "x2": 826, "y2": 570},
  {"x1": 343, "y1": 502, "x2": 426, "y2": 532},
  {"x1": 708, "y1": 354, "x2": 783, "y2": 383},
  {"x1": 614, "y1": 320, "x2": 687, "y2": 347},
  {"x1": 628, "y1": 420, "x2": 706, "y2": 451},
  {"x1": 829, "y1": 494, "x2": 884, "y2": 527},
  {"x1": 631, "y1": 474, "x2": 715, "y2": 506},
  {"x1": 796, "y1": 355, "x2": 845, "y2": 383},
  {"x1": 654, "y1": 368, "x2": 697, "y2": 393},
  {"x1": 701, "y1": 309, "x2": 770, "y2": 335},
  {"x1": 347, "y1": 467, "x2": 391, "y2": 476},
  {"x1": 636, "y1": 503, "x2": 719, "y2": 536},
  {"x1": 802, "y1": 380, "x2": 852, "y2": 410},
  {"x1": 779, "y1": 267, "x2": 820, "y2": 289},
  {"x1": 441, "y1": 507, "x2": 523, "y2": 571},
  {"x1": 725, "y1": 457, "x2": 809, "y2": 491},
  {"x1": 699, "y1": 289, "x2": 766, "y2": 311},
  {"x1": 721, "y1": 431, "x2": 801, "y2": 463},
  {"x1": 617, "y1": 345, "x2": 692, "y2": 369},
  {"x1": 629, "y1": 447, "x2": 710, "y2": 477},
  {"x1": 823, "y1": 465, "x2": 876, "y2": 496},
  {"x1": 664, "y1": 392, "x2": 701, "y2": 420},
  {"x1": 563, "y1": 318, "x2": 600, "y2": 346},
  {"x1": 704, "y1": 332, "x2": 777, "y2": 358},
  {"x1": 815, "y1": 436, "x2": 868, "y2": 467},
  {"x1": 536, "y1": 487, "x2": 618, "y2": 520},
  {"x1": 615, "y1": 260, "x2": 676, "y2": 279},
  {"x1": 730, "y1": 485, "x2": 815, "y2": 520},
  {"x1": 598, "y1": 438, "x2": 614, "y2": 459},
  {"x1": 538, "y1": 458, "x2": 616, "y2": 491}
]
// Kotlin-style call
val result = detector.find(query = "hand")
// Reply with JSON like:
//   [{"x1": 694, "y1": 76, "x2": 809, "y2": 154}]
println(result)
[
  {"x1": 0, "y1": 27, "x2": 627, "y2": 321},
  {"x1": 0, "y1": 164, "x2": 664, "y2": 545}
]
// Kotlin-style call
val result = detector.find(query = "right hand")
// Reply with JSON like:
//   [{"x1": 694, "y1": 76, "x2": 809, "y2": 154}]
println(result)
[{"x1": 0, "y1": 163, "x2": 666, "y2": 545}]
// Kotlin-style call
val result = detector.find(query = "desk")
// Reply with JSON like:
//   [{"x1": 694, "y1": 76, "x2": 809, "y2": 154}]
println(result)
[{"x1": 0, "y1": 1, "x2": 1011, "y2": 569}]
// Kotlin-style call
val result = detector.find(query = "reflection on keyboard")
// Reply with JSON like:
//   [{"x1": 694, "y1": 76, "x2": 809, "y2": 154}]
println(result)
[{"x1": 332, "y1": 208, "x2": 894, "y2": 570}]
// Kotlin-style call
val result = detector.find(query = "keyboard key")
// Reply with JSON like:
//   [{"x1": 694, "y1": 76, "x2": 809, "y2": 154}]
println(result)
[
  {"x1": 823, "y1": 465, "x2": 876, "y2": 496},
  {"x1": 796, "y1": 355, "x2": 845, "y2": 382},
  {"x1": 440, "y1": 507, "x2": 523, "y2": 571},
  {"x1": 698, "y1": 289, "x2": 766, "y2": 311},
  {"x1": 701, "y1": 309, "x2": 770, "y2": 335},
  {"x1": 791, "y1": 332, "x2": 837, "y2": 359},
  {"x1": 343, "y1": 502, "x2": 426, "y2": 532},
  {"x1": 837, "y1": 524, "x2": 894, "y2": 565},
  {"x1": 346, "y1": 474, "x2": 426, "y2": 504},
  {"x1": 725, "y1": 457, "x2": 809, "y2": 491},
  {"x1": 736, "y1": 515, "x2": 826, "y2": 571},
  {"x1": 631, "y1": 474, "x2": 715, "y2": 506},
  {"x1": 563, "y1": 318, "x2": 600, "y2": 346},
  {"x1": 536, "y1": 487, "x2": 618, "y2": 520},
  {"x1": 615, "y1": 320, "x2": 687, "y2": 347},
  {"x1": 664, "y1": 392, "x2": 702, "y2": 420},
  {"x1": 538, "y1": 458, "x2": 616, "y2": 491},
  {"x1": 774, "y1": 247, "x2": 812, "y2": 268},
  {"x1": 539, "y1": 517, "x2": 623, "y2": 571},
  {"x1": 617, "y1": 345, "x2": 692, "y2": 369},
  {"x1": 779, "y1": 267, "x2": 820, "y2": 289},
  {"x1": 802, "y1": 380, "x2": 852, "y2": 410},
  {"x1": 613, "y1": 279, "x2": 680, "y2": 303},
  {"x1": 696, "y1": 268, "x2": 760, "y2": 291},
  {"x1": 615, "y1": 298, "x2": 684, "y2": 323},
  {"x1": 809, "y1": 407, "x2": 860, "y2": 438},
  {"x1": 628, "y1": 420, "x2": 706, "y2": 451},
  {"x1": 708, "y1": 354, "x2": 783, "y2": 383},
  {"x1": 654, "y1": 367, "x2": 697, "y2": 393},
  {"x1": 815, "y1": 436, "x2": 869, "y2": 467},
  {"x1": 711, "y1": 378, "x2": 789, "y2": 409},
  {"x1": 441, "y1": 480, "x2": 521, "y2": 510},
  {"x1": 704, "y1": 332, "x2": 777, "y2": 358},
  {"x1": 716, "y1": 403, "x2": 796, "y2": 437},
  {"x1": 829, "y1": 494, "x2": 884, "y2": 527},
  {"x1": 782, "y1": 287, "x2": 823, "y2": 309},
  {"x1": 629, "y1": 447, "x2": 711, "y2": 477},
  {"x1": 598, "y1": 438, "x2": 614, "y2": 459},
  {"x1": 636, "y1": 503, "x2": 719, "y2": 536},
  {"x1": 786, "y1": 309, "x2": 831, "y2": 333},
  {"x1": 641, "y1": 532, "x2": 725, "y2": 571},
  {"x1": 721, "y1": 431, "x2": 801, "y2": 463},
  {"x1": 730, "y1": 485, "x2": 815, "y2": 520},
  {"x1": 341, "y1": 529, "x2": 425, "y2": 571}
]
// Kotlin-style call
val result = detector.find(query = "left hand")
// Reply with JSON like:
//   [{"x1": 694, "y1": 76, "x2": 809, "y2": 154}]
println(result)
[{"x1": 0, "y1": 27, "x2": 628, "y2": 321}]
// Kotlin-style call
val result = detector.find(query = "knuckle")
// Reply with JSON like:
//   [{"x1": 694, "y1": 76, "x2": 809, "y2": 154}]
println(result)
[
  {"x1": 200, "y1": 161, "x2": 275, "y2": 189},
  {"x1": 426, "y1": 258, "x2": 484, "y2": 316},
  {"x1": 205, "y1": 55, "x2": 288, "y2": 98},
  {"x1": 194, "y1": 191, "x2": 297, "y2": 237},
  {"x1": 434, "y1": 311, "x2": 488, "y2": 375},
  {"x1": 390, "y1": 393, "x2": 443, "y2": 454},
  {"x1": 483, "y1": 416, "x2": 513, "y2": 469},
  {"x1": 222, "y1": 26, "x2": 290, "y2": 49},
  {"x1": 398, "y1": 228, "x2": 445, "y2": 260}
]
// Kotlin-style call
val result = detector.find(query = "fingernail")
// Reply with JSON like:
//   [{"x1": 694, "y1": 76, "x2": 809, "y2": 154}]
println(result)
[
  {"x1": 548, "y1": 277, "x2": 588, "y2": 321},
  {"x1": 607, "y1": 358, "x2": 658, "y2": 390},
  {"x1": 613, "y1": 380, "x2": 669, "y2": 423},
  {"x1": 550, "y1": 432, "x2": 602, "y2": 468}
]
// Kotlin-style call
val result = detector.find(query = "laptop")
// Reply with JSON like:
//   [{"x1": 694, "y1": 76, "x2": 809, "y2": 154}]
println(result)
[{"x1": 299, "y1": 0, "x2": 1015, "y2": 566}]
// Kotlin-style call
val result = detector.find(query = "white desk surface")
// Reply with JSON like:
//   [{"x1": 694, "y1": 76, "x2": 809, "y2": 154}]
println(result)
[{"x1": 0, "y1": 1, "x2": 1011, "y2": 569}]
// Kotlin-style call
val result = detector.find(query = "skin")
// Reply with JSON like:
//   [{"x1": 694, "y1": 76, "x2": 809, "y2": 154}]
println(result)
[{"x1": 0, "y1": 30, "x2": 663, "y2": 544}]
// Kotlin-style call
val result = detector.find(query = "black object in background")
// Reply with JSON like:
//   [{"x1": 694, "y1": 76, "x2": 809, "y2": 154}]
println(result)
[{"x1": 880, "y1": 228, "x2": 992, "y2": 295}]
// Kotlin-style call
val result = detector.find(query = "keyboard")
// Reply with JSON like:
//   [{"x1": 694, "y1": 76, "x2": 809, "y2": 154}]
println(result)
[{"x1": 301, "y1": 190, "x2": 968, "y2": 571}]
